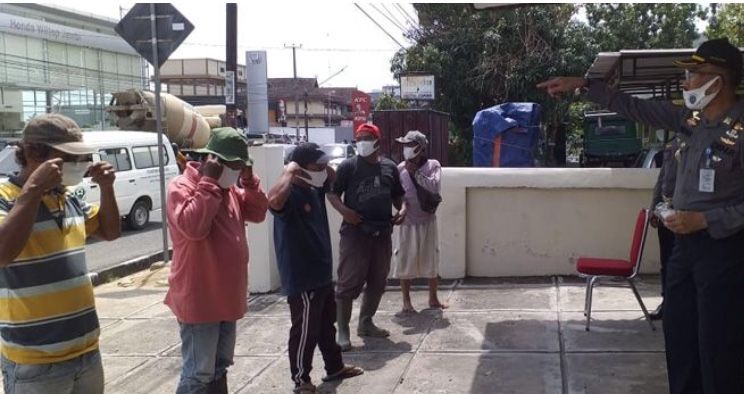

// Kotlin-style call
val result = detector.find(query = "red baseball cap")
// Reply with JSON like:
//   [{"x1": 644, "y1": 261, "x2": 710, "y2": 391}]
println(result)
[{"x1": 355, "y1": 123, "x2": 381, "y2": 139}]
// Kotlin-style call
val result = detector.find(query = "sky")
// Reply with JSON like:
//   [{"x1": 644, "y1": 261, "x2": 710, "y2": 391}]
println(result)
[
  {"x1": 62, "y1": 2, "x2": 712, "y2": 93},
  {"x1": 63, "y1": 1, "x2": 419, "y2": 92}
]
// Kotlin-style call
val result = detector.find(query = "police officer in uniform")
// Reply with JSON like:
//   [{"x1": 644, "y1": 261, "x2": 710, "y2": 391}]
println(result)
[{"x1": 538, "y1": 38, "x2": 744, "y2": 393}]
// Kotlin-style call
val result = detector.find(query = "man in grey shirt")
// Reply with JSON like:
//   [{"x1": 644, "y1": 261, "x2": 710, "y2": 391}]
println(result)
[{"x1": 539, "y1": 38, "x2": 744, "y2": 394}]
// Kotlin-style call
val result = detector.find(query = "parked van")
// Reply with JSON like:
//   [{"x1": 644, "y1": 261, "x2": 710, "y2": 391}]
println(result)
[
  {"x1": 77, "y1": 131, "x2": 179, "y2": 230},
  {"x1": 0, "y1": 131, "x2": 178, "y2": 230}
]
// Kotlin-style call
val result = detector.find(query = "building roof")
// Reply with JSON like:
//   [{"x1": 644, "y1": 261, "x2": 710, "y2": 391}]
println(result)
[
  {"x1": 268, "y1": 78, "x2": 319, "y2": 97},
  {"x1": 268, "y1": 79, "x2": 359, "y2": 105},
  {"x1": 318, "y1": 87, "x2": 360, "y2": 100},
  {"x1": 586, "y1": 47, "x2": 744, "y2": 97}
]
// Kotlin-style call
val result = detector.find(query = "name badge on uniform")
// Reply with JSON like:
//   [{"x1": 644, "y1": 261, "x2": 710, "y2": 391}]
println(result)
[{"x1": 699, "y1": 169, "x2": 715, "y2": 193}]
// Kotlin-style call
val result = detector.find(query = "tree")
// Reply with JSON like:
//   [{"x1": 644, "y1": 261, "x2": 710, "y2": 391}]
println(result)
[
  {"x1": 584, "y1": 4, "x2": 705, "y2": 51},
  {"x1": 393, "y1": 4, "x2": 705, "y2": 166},
  {"x1": 374, "y1": 93, "x2": 409, "y2": 110},
  {"x1": 706, "y1": 3, "x2": 744, "y2": 47},
  {"x1": 392, "y1": 4, "x2": 587, "y2": 165}
]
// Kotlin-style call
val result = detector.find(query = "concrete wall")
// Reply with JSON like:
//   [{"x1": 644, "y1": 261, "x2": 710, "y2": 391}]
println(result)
[
  {"x1": 245, "y1": 148, "x2": 662, "y2": 293},
  {"x1": 439, "y1": 168, "x2": 660, "y2": 278},
  {"x1": 246, "y1": 145, "x2": 283, "y2": 293}
]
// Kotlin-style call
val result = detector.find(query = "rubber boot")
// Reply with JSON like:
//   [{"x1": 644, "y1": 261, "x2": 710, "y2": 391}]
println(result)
[
  {"x1": 357, "y1": 291, "x2": 389, "y2": 337},
  {"x1": 336, "y1": 298, "x2": 353, "y2": 351},
  {"x1": 207, "y1": 373, "x2": 227, "y2": 394}
]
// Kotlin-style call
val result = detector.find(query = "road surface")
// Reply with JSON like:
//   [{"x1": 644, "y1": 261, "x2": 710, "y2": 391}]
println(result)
[{"x1": 85, "y1": 210, "x2": 168, "y2": 273}]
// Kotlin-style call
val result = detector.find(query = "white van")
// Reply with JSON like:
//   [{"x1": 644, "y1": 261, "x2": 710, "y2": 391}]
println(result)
[
  {"x1": 0, "y1": 131, "x2": 179, "y2": 230},
  {"x1": 76, "y1": 131, "x2": 180, "y2": 230}
]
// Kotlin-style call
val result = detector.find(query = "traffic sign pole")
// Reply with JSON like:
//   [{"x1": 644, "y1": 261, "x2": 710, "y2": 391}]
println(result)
[
  {"x1": 150, "y1": 3, "x2": 169, "y2": 264},
  {"x1": 117, "y1": 3, "x2": 194, "y2": 265}
]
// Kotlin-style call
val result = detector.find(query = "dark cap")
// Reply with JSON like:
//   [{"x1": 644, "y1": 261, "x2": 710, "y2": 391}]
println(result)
[
  {"x1": 21, "y1": 113, "x2": 95, "y2": 155},
  {"x1": 675, "y1": 38, "x2": 742, "y2": 80},
  {"x1": 395, "y1": 130, "x2": 428, "y2": 146},
  {"x1": 289, "y1": 143, "x2": 330, "y2": 168}
]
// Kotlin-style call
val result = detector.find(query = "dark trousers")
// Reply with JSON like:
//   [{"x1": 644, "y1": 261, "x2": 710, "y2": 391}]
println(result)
[
  {"x1": 658, "y1": 225, "x2": 675, "y2": 297},
  {"x1": 663, "y1": 231, "x2": 744, "y2": 394},
  {"x1": 335, "y1": 231, "x2": 393, "y2": 301},
  {"x1": 287, "y1": 284, "x2": 344, "y2": 385}
]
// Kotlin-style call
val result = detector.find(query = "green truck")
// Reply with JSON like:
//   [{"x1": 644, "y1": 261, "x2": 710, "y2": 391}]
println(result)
[{"x1": 581, "y1": 111, "x2": 642, "y2": 167}]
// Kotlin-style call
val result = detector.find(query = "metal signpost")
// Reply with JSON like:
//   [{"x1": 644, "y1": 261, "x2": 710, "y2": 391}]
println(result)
[{"x1": 116, "y1": 4, "x2": 194, "y2": 264}]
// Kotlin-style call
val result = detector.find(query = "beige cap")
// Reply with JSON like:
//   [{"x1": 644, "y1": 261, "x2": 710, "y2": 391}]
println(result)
[{"x1": 21, "y1": 113, "x2": 95, "y2": 155}]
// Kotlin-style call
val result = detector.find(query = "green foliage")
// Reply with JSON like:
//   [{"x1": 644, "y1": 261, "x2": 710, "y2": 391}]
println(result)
[
  {"x1": 374, "y1": 93, "x2": 409, "y2": 110},
  {"x1": 392, "y1": 4, "x2": 587, "y2": 166},
  {"x1": 566, "y1": 101, "x2": 597, "y2": 156},
  {"x1": 392, "y1": 3, "x2": 705, "y2": 165},
  {"x1": 584, "y1": 4, "x2": 705, "y2": 51},
  {"x1": 706, "y1": 4, "x2": 744, "y2": 47}
]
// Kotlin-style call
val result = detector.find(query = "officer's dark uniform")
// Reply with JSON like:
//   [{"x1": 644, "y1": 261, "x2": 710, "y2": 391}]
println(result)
[
  {"x1": 585, "y1": 38, "x2": 744, "y2": 393},
  {"x1": 651, "y1": 143, "x2": 677, "y2": 315}
]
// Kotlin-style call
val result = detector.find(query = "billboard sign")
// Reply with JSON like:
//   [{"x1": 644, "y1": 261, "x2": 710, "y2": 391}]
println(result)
[
  {"x1": 352, "y1": 91, "x2": 371, "y2": 131},
  {"x1": 400, "y1": 74, "x2": 435, "y2": 100}
]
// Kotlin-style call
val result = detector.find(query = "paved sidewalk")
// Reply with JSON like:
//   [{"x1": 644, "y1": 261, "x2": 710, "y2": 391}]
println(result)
[{"x1": 93, "y1": 268, "x2": 665, "y2": 393}]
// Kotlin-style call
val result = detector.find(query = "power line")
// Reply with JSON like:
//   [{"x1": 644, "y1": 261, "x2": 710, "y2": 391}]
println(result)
[
  {"x1": 393, "y1": 3, "x2": 422, "y2": 37},
  {"x1": 373, "y1": 3, "x2": 406, "y2": 33},
  {"x1": 354, "y1": 3, "x2": 405, "y2": 50},
  {"x1": 395, "y1": 3, "x2": 418, "y2": 27},
  {"x1": 180, "y1": 42, "x2": 398, "y2": 52}
]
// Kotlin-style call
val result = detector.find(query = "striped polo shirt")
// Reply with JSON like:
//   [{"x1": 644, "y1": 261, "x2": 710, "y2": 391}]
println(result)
[{"x1": 0, "y1": 177, "x2": 100, "y2": 365}]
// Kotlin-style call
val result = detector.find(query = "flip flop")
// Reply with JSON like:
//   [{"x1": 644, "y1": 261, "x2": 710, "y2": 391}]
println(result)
[{"x1": 322, "y1": 365, "x2": 365, "y2": 382}]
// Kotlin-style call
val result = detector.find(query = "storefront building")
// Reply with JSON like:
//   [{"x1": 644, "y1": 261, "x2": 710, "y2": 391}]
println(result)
[{"x1": 0, "y1": 4, "x2": 146, "y2": 135}]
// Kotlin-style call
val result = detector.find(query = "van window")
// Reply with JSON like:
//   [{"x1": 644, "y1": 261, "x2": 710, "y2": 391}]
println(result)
[
  {"x1": 132, "y1": 145, "x2": 170, "y2": 169},
  {"x1": 99, "y1": 148, "x2": 132, "y2": 172}
]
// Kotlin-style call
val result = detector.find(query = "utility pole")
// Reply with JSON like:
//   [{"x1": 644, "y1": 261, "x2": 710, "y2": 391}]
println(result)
[
  {"x1": 225, "y1": 3, "x2": 238, "y2": 128},
  {"x1": 304, "y1": 90, "x2": 309, "y2": 137},
  {"x1": 326, "y1": 90, "x2": 335, "y2": 127},
  {"x1": 285, "y1": 43, "x2": 302, "y2": 141}
]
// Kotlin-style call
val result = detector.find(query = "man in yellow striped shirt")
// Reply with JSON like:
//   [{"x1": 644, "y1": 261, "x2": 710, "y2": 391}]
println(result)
[{"x1": 0, "y1": 114, "x2": 121, "y2": 394}]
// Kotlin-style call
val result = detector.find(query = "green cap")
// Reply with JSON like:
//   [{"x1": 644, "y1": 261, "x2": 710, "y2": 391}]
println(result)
[{"x1": 195, "y1": 127, "x2": 253, "y2": 166}]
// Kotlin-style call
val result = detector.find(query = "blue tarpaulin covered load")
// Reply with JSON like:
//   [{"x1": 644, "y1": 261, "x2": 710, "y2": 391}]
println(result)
[{"x1": 472, "y1": 102, "x2": 541, "y2": 167}]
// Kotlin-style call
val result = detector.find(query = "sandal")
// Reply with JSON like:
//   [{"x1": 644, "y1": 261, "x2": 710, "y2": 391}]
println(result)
[{"x1": 322, "y1": 364, "x2": 365, "y2": 382}]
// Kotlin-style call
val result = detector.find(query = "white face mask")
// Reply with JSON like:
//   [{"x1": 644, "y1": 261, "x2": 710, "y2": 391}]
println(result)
[
  {"x1": 403, "y1": 146, "x2": 420, "y2": 161},
  {"x1": 356, "y1": 140, "x2": 378, "y2": 157},
  {"x1": 683, "y1": 76, "x2": 720, "y2": 110},
  {"x1": 61, "y1": 161, "x2": 90, "y2": 186},
  {"x1": 301, "y1": 169, "x2": 328, "y2": 188},
  {"x1": 217, "y1": 167, "x2": 241, "y2": 189}
]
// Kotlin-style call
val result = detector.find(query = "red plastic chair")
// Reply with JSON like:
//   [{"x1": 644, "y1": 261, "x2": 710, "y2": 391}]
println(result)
[{"x1": 576, "y1": 208, "x2": 655, "y2": 332}]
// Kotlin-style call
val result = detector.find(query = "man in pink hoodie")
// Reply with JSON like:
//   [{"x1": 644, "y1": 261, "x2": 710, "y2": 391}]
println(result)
[{"x1": 165, "y1": 127, "x2": 268, "y2": 394}]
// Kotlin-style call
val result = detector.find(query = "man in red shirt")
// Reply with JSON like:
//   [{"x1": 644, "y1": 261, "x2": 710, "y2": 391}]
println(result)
[{"x1": 165, "y1": 127, "x2": 268, "y2": 394}]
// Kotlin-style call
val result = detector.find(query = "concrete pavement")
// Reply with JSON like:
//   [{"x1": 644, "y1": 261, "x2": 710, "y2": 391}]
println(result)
[{"x1": 84, "y1": 267, "x2": 668, "y2": 394}]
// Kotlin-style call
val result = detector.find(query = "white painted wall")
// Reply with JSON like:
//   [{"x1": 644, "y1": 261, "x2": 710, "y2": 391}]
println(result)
[
  {"x1": 246, "y1": 152, "x2": 663, "y2": 293},
  {"x1": 438, "y1": 168, "x2": 661, "y2": 278},
  {"x1": 246, "y1": 144, "x2": 283, "y2": 293}
]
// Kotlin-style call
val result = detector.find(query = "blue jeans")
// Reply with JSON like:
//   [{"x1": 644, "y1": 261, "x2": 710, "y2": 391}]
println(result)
[
  {"x1": 177, "y1": 321, "x2": 237, "y2": 394},
  {"x1": 1, "y1": 350, "x2": 103, "y2": 394}
]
